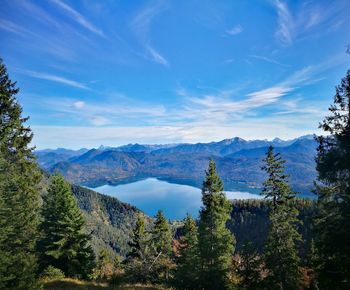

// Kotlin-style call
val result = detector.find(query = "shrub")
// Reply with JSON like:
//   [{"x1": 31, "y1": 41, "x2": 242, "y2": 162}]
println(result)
[{"x1": 40, "y1": 266, "x2": 65, "y2": 281}]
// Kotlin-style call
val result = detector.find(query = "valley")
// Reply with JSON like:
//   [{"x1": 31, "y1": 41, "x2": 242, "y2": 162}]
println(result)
[{"x1": 36, "y1": 135, "x2": 318, "y2": 197}]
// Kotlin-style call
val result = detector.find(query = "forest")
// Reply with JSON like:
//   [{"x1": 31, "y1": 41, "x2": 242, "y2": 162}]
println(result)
[{"x1": 1, "y1": 54, "x2": 350, "y2": 290}]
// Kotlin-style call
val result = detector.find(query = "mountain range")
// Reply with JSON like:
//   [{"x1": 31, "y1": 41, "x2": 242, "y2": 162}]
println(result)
[{"x1": 36, "y1": 135, "x2": 318, "y2": 196}]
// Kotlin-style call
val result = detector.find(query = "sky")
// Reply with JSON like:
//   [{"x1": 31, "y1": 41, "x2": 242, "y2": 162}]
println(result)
[{"x1": 0, "y1": 0, "x2": 349, "y2": 149}]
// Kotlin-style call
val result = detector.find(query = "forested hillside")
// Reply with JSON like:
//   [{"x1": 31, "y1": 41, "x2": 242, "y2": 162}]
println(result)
[
  {"x1": 71, "y1": 183, "x2": 316, "y2": 260},
  {"x1": 71, "y1": 185, "x2": 146, "y2": 258}
]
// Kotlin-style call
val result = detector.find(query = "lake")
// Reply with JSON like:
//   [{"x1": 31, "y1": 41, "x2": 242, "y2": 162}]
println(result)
[{"x1": 90, "y1": 178, "x2": 263, "y2": 220}]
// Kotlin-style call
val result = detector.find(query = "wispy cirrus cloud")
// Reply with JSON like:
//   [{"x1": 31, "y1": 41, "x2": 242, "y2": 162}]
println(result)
[
  {"x1": 249, "y1": 54, "x2": 290, "y2": 67},
  {"x1": 31, "y1": 116, "x2": 320, "y2": 149},
  {"x1": 274, "y1": 0, "x2": 293, "y2": 45},
  {"x1": 146, "y1": 45, "x2": 169, "y2": 67},
  {"x1": 131, "y1": 2, "x2": 169, "y2": 66},
  {"x1": 19, "y1": 0, "x2": 61, "y2": 28},
  {"x1": 90, "y1": 116, "x2": 110, "y2": 126},
  {"x1": 73, "y1": 101, "x2": 85, "y2": 109},
  {"x1": 0, "y1": 19, "x2": 38, "y2": 37},
  {"x1": 273, "y1": 0, "x2": 347, "y2": 45},
  {"x1": 226, "y1": 24, "x2": 243, "y2": 36},
  {"x1": 35, "y1": 96, "x2": 167, "y2": 127},
  {"x1": 51, "y1": 0, "x2": 106, "y2": 38},
  {"x1": 174, "y1": 64, "x2": 324, "y2": 127},
  {"x1": 21, "y1": 70, "x2": 90, "y2": 90}
]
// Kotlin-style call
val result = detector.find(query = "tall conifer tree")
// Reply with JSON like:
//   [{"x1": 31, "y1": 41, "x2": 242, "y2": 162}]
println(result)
[
  {"x1": 0, "y1": 58, "x2": 42, "y2": 290},
  {"x1": 262, "y1": 146, "x2": 301, "y2": 290},
  {"x1": 38, "y1": 174, "x2": 95, "y2": 279},
  {"x1": 314, "y1": 69, "x2": 350, "y2": 289},
  {"x1": 149, "y1": 210, "x2": 174, "y2": 283},
  {"x1": 198, "y1": 160, "x2": 235, "y2": 290},
  {"x1": 174, "y1": 214, "x2": 200, "y2": 289},
  {"x1": 125, "y1": 213, "x2": 151, "y2": 283},
  {"x1": 127, "y1": 213, "x2": 148, "y2": 260}
]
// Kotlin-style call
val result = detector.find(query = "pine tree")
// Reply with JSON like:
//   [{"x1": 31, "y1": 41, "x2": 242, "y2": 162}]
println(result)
[
  {"x1": 262, "y1": 146, "x2": 301, "y2": 290},
  {"x1": 125, "y1": 213, "x2": 152, "y2": 283},
  {"x1": 127, "y1": 213, "x2": 148, "y2": 260},
  {"x1": 261, "y1": 146, "x2": 292, "y2": 208},
  {"x1": 314, "y1": 69, "x2": 350, "y2": 289},
  {"x1": 0, "y1": 58, "x2": 42, "y2": 290},
  {"x1": 38, "y1": 174, "x2": 95, "y2": 279},
  {"x1": 198, "y1": 160, "x2": 235, "y2": 290},
  {"x1": 174, "y1": 214, "x2": 200, "y2": 289},
  {"x1": 149, "y1": 210, "x2": 174, "y2": 283}
]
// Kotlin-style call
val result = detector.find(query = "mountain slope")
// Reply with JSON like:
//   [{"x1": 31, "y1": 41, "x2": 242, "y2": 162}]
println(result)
[
  {"x1": 35, "y1": 148, "x2": 89, "y2": 169},
  {"x1": 71, "y1": 184, "x2": 147, "y2": 257},
  {"x1": 49, "y1": 137, "x2": 318, "y2": 195}
]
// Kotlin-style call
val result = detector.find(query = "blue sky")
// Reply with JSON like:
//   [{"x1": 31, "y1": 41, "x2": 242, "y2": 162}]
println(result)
[{"x1": 0, "y1": 0, "x2": 349, "y2": 149}]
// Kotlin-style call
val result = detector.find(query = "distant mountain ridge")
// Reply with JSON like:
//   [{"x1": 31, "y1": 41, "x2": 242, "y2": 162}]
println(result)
[{"x1": 36, "y1": 135, "x2": 318, "y2": 196}]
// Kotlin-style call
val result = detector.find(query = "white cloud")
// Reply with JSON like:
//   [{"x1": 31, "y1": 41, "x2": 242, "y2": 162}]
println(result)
[
  {"x1": 51, "y1": 0, "x2": 106, "y2": 38},
  {"x1": 0, "y1": 19, "x2": 38, "y2": 37},
  {"x1": 273, "y1": 0, "x2": 347, "y2": 45},
  {"x1": 73, "y1": 101, "x2": 85, "y2": 109},
  {"x1": 171, "y1": 65, "x2": 324, "y2": 128},
  {"x1": 249, "y1": 54, "x2": 290, "y2": 67},
  {"x1": 226, "y1": 24, "x2": 243, "y2": 36},
  {"x1": 31, "y1": 118, "x2": 321, "y2": 149},
  {"x1": 20, "y1": 1, "x2": 61, "y2": 28},
  {"x1": 21, "y1": 70, "x2": 90, "y2": 90},
  {"x1": 131, "y1": 2, "x2": 169, "y2": 66},
  {"x1": 274, "y1": 0, "x2": 293, "y2": 45},
  {"x1": 146, "y1": 45, "x2": 169, "y2": 66},
  {"x1": 247, "y1": 86, "x2": 293, "y2": 105},
  {"x1": 90, "y1": 116, "x2": 110, "y2": 126}
]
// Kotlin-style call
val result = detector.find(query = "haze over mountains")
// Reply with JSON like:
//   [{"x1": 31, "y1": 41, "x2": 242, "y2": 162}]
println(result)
[{"x1": 36, "y1": 135, "x2": 318, "y2": 196}]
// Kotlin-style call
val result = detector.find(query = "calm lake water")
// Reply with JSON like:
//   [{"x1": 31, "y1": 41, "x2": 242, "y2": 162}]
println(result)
[{"x1": 90, "y1": 178, "x2": 262, "y2": 220}]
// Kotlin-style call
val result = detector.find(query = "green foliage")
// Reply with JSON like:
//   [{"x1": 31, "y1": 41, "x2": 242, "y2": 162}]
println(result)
[
  {"x1": 0, "y1": 58, "x2": 42, "y2": 290},
  {"x1": 198, "y1": 160, "x2": 235, "y2": 290},
  {"x1": 174, "y1": 214, "x2": 200, "y2": 289},
  {"x1": 151, "y1": 210, "x2": 173, "y2": 256},
  {"x1": 227, "y1": 198, "x2": 315, "y2": 258},
  {"x1": 91, "y1": 249, "x2": 122, "y2": 282},
  {"x1": 314, "y1": 69, "x2": 350, "y2": 289},
  {"x1": 237, "y1": 241, "x2": 262, "y2": 290},
  {"x1": 125, "y1": 213, "x2": 153, "y2": 283},
  {"x1": 72, "y1": 184, "x2": 142, "y2": 257},
  {"x1": 262, "y1": 146, "x2": 292, "y2": 207},
  {"x1": 149, "y1": 210, "x2": 174, "y2": 283},
  {"x1": 40, "y1": 266, "x2": 65, "y2": 281},
  {"x1": 128, "y1": 213, "x2": 148, "y2": 260},
  {"x1": 261, "y1": 147, "x2": 301, "y2": 290},
  {"x1": 38, "y1": 174, "x2": 96, "y2": 279}
]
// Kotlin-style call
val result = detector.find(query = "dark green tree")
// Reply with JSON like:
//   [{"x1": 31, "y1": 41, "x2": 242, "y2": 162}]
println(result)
[
  {"x1": 314, "y1": 69, "x2": 350, "y2": 289},
  {"x1": 125, "y1": 213, "x2": 152, "y2": 283},
  {"x1": 261, "y1": 146, "x2": 292, "y2": 208},
  {"x1": 38, "y1": 174, "x2": 95, "y2": 279},
  {"x1": 127, "y1": 213, "x2": 149, "y2": 260},
  {"x1": 149, "y1": 210, "x2": 174, "y2": 283},
  {"x1": 0, "y1": 58, "x2": 42, "y2": 290},
  {"x1": 262, "y1": 146, "x2": 301, "y2": 290},
  {"x1": 198, "y1": 160, "x2": 235, "y2": 290},
  {"x1": 174, "y1": 214, "x2": 200, "y2": 289},
  {"x1": 237, "y1": 240, "x2": 262, "y2": 290}
]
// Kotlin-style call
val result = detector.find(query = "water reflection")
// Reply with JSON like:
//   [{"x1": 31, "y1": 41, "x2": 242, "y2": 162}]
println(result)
[{"x1": 90, "y1": 178, "x2": 262, "y2": 220}]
